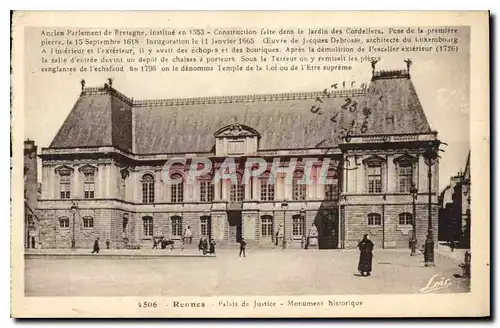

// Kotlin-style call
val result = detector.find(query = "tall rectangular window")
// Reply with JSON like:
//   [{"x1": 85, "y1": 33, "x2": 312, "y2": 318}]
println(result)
[
  {"x1": 84, "y1": 172, "x2": 95, "y2": 199},
  {"x1": 367, "y1": 166, "x2": 382, "y2": 194},
  {"x1": 200, "y1": 181, "x2": 213, "y2": 202},
  {"x1": 60, "y1": 174, "x2": 71, "y2": 199},
  {"x1": 292, "y1": 181, "x2": 306, "y2": 201},
  {"x1": 142, "y1": 174, "x2": 155, "y2": 203},
  {"x1": 230, "y1": 184, "x2": 244, "y2": 202},
  {"x1": 261, "y1": 216, "x2": 273, "y2": 237},
  {"x1": 398, "y1": 164, "x2": 413, "y2": 193},
  {"x1": 292, "y1": 216, "x2": 305, "y2": 237},
  {"x1": 260, "y1": 179, "x2": 275, "y2": 201},
  {"x1": 200, "y1": 217, "x2": 209, "y2": 237},
  {"x1": 143, "y1": 216, "x2": 153, "y2": 236},
  {"x1": 171, "y1": 217, "x2": 183, "y2": 237},
  {"x1": 325, "y1": 181, "x2": 338, "y2": 200},
  {"x1": 170, "y1": 174, "x2": 184, "y2": 203}
]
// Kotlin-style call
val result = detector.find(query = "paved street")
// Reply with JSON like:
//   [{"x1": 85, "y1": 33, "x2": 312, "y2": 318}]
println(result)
[{"x1": 25, "y1": 248, "x2": 470, "y2": 296}]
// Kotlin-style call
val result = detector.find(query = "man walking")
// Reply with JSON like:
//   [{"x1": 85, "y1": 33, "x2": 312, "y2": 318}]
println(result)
[
  {"x1": 239, "y1": 238, "x2": 247, "y2": 257},
  {"x1": 91, "y1": 238, "x2": 100, "y2": 254}
]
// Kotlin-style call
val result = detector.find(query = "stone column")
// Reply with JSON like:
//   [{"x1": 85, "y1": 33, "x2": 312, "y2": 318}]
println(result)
[
  {"x1": 242, "y1": 211, "x2": 257, "y2": 246},
  {"x1": 211, "y1": 212, "x2": 227, "y2": 242},
  {"x1": 387, "y1": 154, "x2": 396, "y2": 193}
]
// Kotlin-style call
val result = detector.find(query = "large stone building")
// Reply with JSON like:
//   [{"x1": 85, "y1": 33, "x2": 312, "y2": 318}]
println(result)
[
  {"x1": 37, "y1": 68, "x2": 440, "y2": 249},
  {"x1": 439, "y1": 151, "x2": 470, "y2": 247},
  {"x1": 24, "y1": 139, "x2": 40, "y2": 248}
]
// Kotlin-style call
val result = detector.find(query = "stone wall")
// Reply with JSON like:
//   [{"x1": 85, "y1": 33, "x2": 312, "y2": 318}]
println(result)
[{"x1": 344, "y1": 204, "x2": 438, "y2": 249}]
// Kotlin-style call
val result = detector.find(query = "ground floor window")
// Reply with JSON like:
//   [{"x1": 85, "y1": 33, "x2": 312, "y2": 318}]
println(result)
[
  {"x1": 399, "y1": 212, "x2": 413, "y2": 225},
  {"x1": 143, "y1": 216, "x2": 153, "y2": 236},
  {"x1": 200, "y1": 216, "x2": 210, "y2": 237},
  {"x1": 172, "y1": 216, "x2": 183, "y2": 237},
  {"x1": 83, "y1": 216, "x2": 94, "y2": 228},
  {"x1": 59, "y1": 217, "x2": 69, "y2": 228},
  {"x1": 261, "y1": 216, "x2": 273, "y2": 237},
  {"x1": 367, "y1": 213, "x2": 381, "y2": 226},
  {"x1": 292, "y1": 215, "x2": 305, "y2": 237}
]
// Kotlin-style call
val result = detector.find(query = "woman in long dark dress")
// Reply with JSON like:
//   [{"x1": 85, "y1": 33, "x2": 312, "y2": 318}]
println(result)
[{"x1": 357, "y1": 234, "x2": 374, "y2": 276}]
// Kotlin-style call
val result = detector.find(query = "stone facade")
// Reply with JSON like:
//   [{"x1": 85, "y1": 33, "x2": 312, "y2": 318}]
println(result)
[{"x1": 36, "y1": 70, "x2": 441, "y2": 250}]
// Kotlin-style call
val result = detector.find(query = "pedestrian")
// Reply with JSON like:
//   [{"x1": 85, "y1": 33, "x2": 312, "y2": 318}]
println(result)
[
  {"x1": 91, "y1": 238, "x2": 100, "y2": 254},
  {"x1": 209, "y1": 238, "x2": 216, "y2": 255},
  {"x1": 196, "y1": 238, "x2": 201, "y2": 254},
  {"x1": 239, "y1": 238, "x2": 247, "y2": 257},
  {"x1": 105, "y1": 239, "x2": 110, "y2": 249},
  {"x1": 184, "y1": 225, "x2": 193, "y2": 245},
  {"x1": 357, "y1": 234, "x2": 374, "y2": 276},
  {"x1": 152, "y1": 238, "x2": 158, "y2": 249},
  {"x1": 202, "y1": 237, "x2": 209, "y2": 255}
]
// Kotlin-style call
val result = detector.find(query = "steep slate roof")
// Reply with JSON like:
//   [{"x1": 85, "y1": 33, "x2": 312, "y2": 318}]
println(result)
[
  {"x1": 49, "y1": 70, "x2": 432, "y2": 154},
  {"x1": 50, "y1": 92, "x2": 113, "y2": 148}
]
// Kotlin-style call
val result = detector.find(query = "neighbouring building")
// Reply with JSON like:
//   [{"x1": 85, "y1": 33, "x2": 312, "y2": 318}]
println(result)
[
  {"x1": 37, "y1": 67, "x2": 440, "y2": 249},
  {"x1": 439, "y1": 151, "x2": 470, "y2": 247},
  {"x1": 24, "y1": 139, "x2": 40, "y2": 248}
]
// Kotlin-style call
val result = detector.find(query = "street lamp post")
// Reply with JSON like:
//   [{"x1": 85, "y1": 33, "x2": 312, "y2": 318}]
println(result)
[
  {"x1": 423, "y1": 141, "x2": 439, "y2": 267},
  {"x1": 300, "y1": 208, "x2": 306, "y2": 249},
  {"x1": 71, "y1": 201, "x2": 78, "y2": 249},
  {"x1": 409, "y1": 183, "x2": 418, "y2": 256},
  {"x1": 281, "y1": 201, "x2": 288, "y2": 250}
]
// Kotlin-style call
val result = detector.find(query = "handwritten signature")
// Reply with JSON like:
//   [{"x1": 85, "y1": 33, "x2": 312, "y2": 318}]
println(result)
[{"x1": 419, "y1": 274, "x2": 453, "y2": 293}]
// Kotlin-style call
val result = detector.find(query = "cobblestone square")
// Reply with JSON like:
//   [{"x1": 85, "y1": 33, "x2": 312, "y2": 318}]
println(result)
[{"x1": 25, "y1": 248, "x2": 470, "y2": 296}]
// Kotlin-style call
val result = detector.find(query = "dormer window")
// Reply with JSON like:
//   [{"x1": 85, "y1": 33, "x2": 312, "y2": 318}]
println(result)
[{"x1": 214, "y1": 123, "x2": 260, "y2": 156}]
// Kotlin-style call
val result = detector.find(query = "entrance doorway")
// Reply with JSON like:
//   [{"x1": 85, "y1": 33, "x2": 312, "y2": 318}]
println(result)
[
  {"x1": 227, "y1": 211, "x2": 242, "y2": 243},
  {"x1": 31, "y1": 236, "x2": 36, "y2": 249},
  {"x1": 317, "y1": 209, "x2": 339, "y2": 249}
]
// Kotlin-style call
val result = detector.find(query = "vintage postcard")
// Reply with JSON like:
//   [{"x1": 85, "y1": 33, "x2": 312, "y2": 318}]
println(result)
[{"x1": 11, "y1": 11, "x2": 490, "y2": 318}]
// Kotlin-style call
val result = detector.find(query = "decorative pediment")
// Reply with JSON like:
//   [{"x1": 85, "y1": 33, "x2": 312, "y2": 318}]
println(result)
[
  {"x1": 362, "y1": 155, "x2": 386, "y2": 166},
  {"x1": 394, "y1": 153, "x2": 417, "y2": 165},
  {"x1": 215, "y1": 123, "x2": 260, "y2": 138},
  {"x1": 54, "y1": 165, "x2": 74, "y2": 175},
  {"x1": 78, "y1": 164, "x2": 98, "y2": 175}
]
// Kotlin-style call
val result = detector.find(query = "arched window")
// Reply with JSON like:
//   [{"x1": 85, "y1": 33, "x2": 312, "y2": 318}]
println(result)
[
  {"x1": 170, "y1": 173, "x2": 184, "y2": 203},
  {"x1": 171, "y1": 216, "x2": 183, "y2": 237},
  {"x1": 367, "y1": 213, "x2": 381, "y2": 226},
  {"x1": 399, "y1": 212, "x2": 413, "y2": 225},
  {"x1": 59, "y1": 216, "x2": 70, "y2": 228},
  {"x1": 142, "y1": 174, "x2": 155, "y2": 203},
  {"x1": 142, "y1": 216, "x2": 153, "y2": 236},
  {"x1": 82, "y1": 216, "x2": 94, "y2": 228}
]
